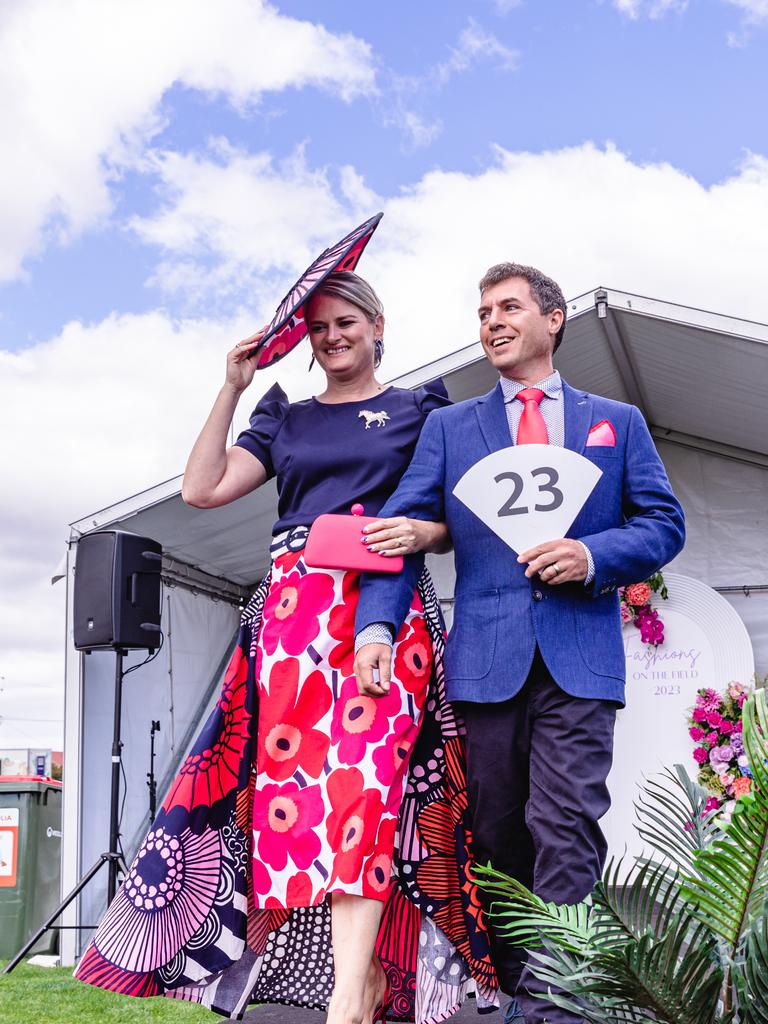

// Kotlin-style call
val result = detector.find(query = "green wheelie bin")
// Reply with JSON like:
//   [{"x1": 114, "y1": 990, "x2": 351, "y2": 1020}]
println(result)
[{"x1": 0, "y1": 775, "x2": 62, "y2": 958}]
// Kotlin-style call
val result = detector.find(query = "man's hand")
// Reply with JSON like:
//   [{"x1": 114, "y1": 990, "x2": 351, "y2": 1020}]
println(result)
[
  {"x1": 517, "y1": 539, "x2": 588, "y2": 585},
  {"x1": 354, "y1": 643, "x2": 392, "y2": 697}
]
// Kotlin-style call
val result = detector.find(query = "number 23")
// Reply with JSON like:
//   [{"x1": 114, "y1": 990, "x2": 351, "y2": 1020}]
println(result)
[{"x1": 495, "y1": 467, "x2": 564, "y2": 517}]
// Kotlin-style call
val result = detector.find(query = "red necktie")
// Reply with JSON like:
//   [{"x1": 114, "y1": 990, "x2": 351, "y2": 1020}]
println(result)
[{"x1": 516, "y1": 388, "x2": 548, "y2": 444}]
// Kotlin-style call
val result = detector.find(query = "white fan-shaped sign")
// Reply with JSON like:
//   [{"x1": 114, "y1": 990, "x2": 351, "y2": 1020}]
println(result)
[{"x1": 452, "y1": 445, "x2": 603, "y2": 554}]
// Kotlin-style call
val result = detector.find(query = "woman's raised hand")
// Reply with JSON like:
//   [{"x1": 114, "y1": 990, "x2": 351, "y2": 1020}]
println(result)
[
  {"x1": 225, "y1": 327, "x2": 267, "y2": 393},
  {"x1": 362, "y1": 517, "x2": 452, "y2": 556}
]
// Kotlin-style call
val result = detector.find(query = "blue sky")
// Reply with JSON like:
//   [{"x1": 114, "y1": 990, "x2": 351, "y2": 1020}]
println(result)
[
  {"x1": 2, "y1": 0, "x2": 768, "y2": 747},
  {"x1": 2, "y1": 0, "x2": 766, "y2": 352}
]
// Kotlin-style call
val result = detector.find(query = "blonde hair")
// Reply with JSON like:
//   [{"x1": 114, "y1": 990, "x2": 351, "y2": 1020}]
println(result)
[{"x1": 308, "y1": 272, "x2": 385, "y2": 367}]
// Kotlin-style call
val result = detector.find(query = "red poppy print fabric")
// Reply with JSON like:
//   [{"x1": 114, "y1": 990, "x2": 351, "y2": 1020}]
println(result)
[
  {"x1": 259, "y1": 567, "x2": 335, "y2": 656},
  {"x1": 250, "y1": 553, "x2": 431, "y2": 909}
]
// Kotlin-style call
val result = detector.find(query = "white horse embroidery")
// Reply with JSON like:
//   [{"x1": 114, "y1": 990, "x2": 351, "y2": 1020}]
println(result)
[{"x1": 358, "y1": 409, "x2": 390, "y2": 429}]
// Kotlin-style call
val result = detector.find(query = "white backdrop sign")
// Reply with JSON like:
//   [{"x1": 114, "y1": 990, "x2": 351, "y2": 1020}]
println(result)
[
  {"x1": 452, "y1": 445, "x2": 602, "y2": 553},
  {"x1": 603, "y1": 572, "x2": 755, "y2": 865}
]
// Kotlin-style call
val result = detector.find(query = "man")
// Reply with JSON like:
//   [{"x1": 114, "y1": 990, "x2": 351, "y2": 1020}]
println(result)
[{"x1": 353, "y1": 263, "x2": 685, "y2": 1024}]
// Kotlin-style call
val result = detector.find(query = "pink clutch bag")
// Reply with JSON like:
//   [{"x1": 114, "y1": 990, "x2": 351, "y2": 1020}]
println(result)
[{"x1": 304, "y1": 505, "x2": 404, "y2": 573}]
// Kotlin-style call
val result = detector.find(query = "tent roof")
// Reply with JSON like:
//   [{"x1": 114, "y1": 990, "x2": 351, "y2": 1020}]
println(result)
[{"x1": 70, "y1": 287, "x2": 768, "y2": 589}]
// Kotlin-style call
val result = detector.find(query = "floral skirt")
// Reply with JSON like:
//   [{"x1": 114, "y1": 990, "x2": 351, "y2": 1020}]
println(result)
[{"x1": 74, "y1": 537, "x2": 498, "y2": 1022}]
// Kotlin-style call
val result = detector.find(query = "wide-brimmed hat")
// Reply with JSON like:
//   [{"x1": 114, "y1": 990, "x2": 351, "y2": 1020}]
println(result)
[{"x1": 252, "y1": 212, "x2": 383, "y2": 369}]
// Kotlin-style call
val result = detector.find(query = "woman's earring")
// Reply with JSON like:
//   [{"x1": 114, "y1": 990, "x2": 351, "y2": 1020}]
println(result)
[
  {"x1": 374, "y1": 338, "x2": 384, "y2": 368},
  {"x1": 308, "y1": 354, "x2": 316, "y2": 372}
]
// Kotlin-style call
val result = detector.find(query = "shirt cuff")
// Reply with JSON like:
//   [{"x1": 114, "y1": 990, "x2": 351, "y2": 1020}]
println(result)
[
  {"x1": 355, "y1": 623, "x2": 394, "y2": 652},
  {"x1": 578, "y1": 541, "x2": 595, "y2": 586}
]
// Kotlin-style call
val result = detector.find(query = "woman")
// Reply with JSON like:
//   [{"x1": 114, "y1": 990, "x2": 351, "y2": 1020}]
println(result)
[{"x1": 75, "y1": 273, "x2": 497, "y2": 1023}]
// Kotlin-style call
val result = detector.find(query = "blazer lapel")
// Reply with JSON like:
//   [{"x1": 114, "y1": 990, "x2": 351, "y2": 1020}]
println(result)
[
  {"x1": 474, "y1": 381, "x2": 513, "y2": 453},
  {"x1": 563, "y1": 381, "x2": 593, "y2": 453}
]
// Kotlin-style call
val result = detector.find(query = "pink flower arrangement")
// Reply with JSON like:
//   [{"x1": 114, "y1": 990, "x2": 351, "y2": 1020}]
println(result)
[
  {"x1": 619, "y1": 571, "x2": 668, "y2": 647},
  {"x1": 688, "y1": 682, "x2": 754, "y2": 810},
  {"x1": 636, "y1": 606, "x2": 664, "y2": 645}
]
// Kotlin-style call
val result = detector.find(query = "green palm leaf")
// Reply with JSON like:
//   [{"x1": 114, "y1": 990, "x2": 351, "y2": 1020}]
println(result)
[
  {"x1": 518, "y1": 945, "x2": 651, "y2": 1023},
  {"x1": 741, "y1": 899, "x2": 768, "y2": 1024},
  {"x1": 683, "y1": 690, "x2": 768, "y2": 953},
  {"x1": 744, "y1": 691, "x2": 768, "y2": 794},
  {"x1": 472, "y1": 863, "x2": 594, "y2": 953},
  {"x1": 524, "y1": 912, "x2": 723, "y2": 1024},
  {"x1": 592, "y1": 857, "x2": 688, "y2": 949},
  {"x1": 635, "y1": 764, "x2": 718, "y2": 872}
]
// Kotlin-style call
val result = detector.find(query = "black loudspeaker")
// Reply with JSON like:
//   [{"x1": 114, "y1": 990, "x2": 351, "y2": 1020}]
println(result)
[{"x1": 74, "y1": 530, "x2": 162, "y2": 651}]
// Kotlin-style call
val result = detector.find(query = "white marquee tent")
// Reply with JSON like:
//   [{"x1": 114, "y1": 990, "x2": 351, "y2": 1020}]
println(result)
[{"x1": 58, "y1": 287, "x2": 768, "y2": 964}]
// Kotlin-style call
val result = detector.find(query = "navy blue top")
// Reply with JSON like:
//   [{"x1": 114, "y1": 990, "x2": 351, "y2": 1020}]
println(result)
[{"x1": 235, "y1": 380, "x2": 451, "y2": 534}]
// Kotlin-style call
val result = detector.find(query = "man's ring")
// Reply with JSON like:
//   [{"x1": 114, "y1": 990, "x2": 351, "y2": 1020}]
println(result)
[{"x1": 551, "y1": 563, "x2": 561, "y2": 576}]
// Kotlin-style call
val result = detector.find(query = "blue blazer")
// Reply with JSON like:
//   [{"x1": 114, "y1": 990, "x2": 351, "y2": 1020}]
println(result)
[{"x1": 355, "y1": 380, "x2": 685, "y2": 706}]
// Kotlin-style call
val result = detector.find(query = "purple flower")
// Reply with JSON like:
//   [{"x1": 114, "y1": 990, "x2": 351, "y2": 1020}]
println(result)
[
  {"x1": 731, "y1": 733, "x2": 745, "y2": 756},
  {"x1": 710, "y1": 744, "x2": 734, "y2": 766}
]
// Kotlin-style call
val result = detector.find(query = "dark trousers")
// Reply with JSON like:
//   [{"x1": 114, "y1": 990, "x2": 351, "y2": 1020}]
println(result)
[{"x1": 456, "y1": 650, "x2": 617, "y2": 1024}]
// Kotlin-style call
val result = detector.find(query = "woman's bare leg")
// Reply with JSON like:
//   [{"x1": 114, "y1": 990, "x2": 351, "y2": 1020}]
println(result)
[{"x1": 327, "y1": 893, "x2": 388, "y2": 1024}]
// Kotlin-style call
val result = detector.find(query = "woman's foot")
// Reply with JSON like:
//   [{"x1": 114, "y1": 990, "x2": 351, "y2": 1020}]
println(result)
[
  {"x1": 326, "y1": 990, "x2": 366, "y2": 1024},
  {"x1": 362, "y1": 957, "x2": 389, "y2": 1024}
]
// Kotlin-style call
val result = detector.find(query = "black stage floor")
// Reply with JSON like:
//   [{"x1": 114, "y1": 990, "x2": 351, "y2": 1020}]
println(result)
[{"x1": 243, "y1": 998, "x2": 494, "y2": 1024}]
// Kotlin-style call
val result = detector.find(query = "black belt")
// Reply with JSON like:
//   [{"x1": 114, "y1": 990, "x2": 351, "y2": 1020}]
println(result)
[{"x1": 269, "y1": 525, "x2": 310, "y2": 558}]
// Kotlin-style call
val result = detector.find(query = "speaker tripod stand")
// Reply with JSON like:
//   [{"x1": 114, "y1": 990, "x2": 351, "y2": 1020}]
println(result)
[{"x1": 3, "y1": 649, "x2": 132, "y2": 975}]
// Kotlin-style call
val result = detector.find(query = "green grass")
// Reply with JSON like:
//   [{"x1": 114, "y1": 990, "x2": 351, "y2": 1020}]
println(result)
[{"x1": 0, "y1": 962, "x2": 212, "y2": 1024}]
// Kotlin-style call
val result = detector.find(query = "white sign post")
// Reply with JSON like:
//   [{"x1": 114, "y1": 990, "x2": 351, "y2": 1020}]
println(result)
[{"x1": 453, "y1": 445, "x2": 603, "y2": 552}]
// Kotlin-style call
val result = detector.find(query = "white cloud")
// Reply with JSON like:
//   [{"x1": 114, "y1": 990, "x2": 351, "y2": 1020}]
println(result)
[
  {"x1": 437, "y1": 18, "x2": 520, "y2": 82},
  {"x1": 129, "y1": 142, "x2": 768, "y2": 362},
  {"x1": 6, "y1": 141, "x2": 768, "y2": 745},
  {"x1": 131, "y1": 140, "x2": 380, "y2": 307},
  {"x1": 492, "y1": 0, "x2": 523, "y2": 13},
  {"x1": 400, "y1": 111, "x2": 444, "y2": 149},
  {"x1": 725, "y1": 0, "x2": 768, "y2": 43},
  {"x1": 612, "y1": 0, "x2": 688, "y2": 17},
  {"x1": 725, "y1": 0, "x2": 768, "y2": 16},
  {"x1": 0, "y1": 0, "x2": 375, "y2": 283},
  {"x1": 380, "y1": 19, "x2": 519, "y2": 152},
  {"x1": 613, "y1": 0, "x2": 768, "y2": 34}
]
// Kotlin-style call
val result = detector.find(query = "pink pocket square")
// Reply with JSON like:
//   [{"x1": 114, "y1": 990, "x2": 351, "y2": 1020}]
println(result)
[{"x1": 586, "y1": 420, "x2": 617, "y2": 447}]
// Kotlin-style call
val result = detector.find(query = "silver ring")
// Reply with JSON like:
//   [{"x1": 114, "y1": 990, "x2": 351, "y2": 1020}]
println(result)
[{"x1": 551, "y1": 563, "x2": 561, "y2": 576}]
